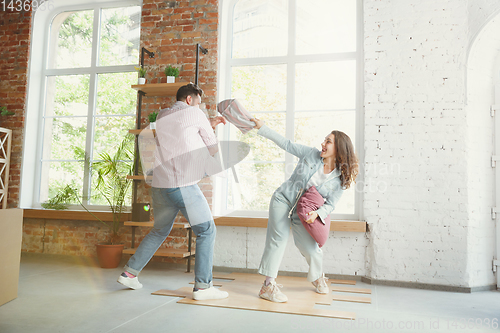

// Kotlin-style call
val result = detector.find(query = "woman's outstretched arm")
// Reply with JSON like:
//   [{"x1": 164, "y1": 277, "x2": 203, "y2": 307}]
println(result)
[{"x1": 251, "y1": 118, "x2": 314, "y2": 159}]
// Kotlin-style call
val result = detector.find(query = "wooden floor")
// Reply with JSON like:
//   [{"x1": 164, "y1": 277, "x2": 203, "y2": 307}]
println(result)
[{"x1": 152, "y1": 272, "x2": 372, "y2": 320}]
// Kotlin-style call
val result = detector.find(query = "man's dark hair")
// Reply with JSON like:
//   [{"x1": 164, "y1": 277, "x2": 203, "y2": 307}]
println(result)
[{"x1": 176, "y1": 83, "x2": 203, "y2": 101}]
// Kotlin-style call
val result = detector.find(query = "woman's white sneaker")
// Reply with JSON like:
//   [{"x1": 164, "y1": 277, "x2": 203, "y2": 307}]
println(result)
[
  {"x1": 312, "y1": 273, "x2": 329, "y2": 294},
  {"x1": 193, "y1": 287, "x2": 229, "y2": 300},
  {"x1": 259, "y1": 280, "x2": 288, "y2": 302}
]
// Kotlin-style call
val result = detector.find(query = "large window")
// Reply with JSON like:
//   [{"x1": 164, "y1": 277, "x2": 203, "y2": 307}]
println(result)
[
  {"x1": 26, "y1": 2, "x2": 141, "y2": 208},
  {"x1": 216, "y1": 0, "x2": 362, "y2": 219}
]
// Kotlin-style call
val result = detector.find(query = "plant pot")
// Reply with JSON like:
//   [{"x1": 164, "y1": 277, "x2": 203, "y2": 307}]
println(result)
[
  {"x1": 149, "y1": 122, "x2": 156, "y2": 129},
  {"x1": 138, "y1": 77, "x2": 146, "y2": 84},
  {"x1": 96, "y1": 243, "x2": 124, "y2": 268},
  {"x1": 166, "y1": 76, "x2": 175, "y2": 83}
]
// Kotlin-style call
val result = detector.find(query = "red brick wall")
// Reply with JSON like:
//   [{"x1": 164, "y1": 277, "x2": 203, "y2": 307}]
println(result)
[
  {"x1": 0, "y1": 9, "x2": 32, "y2": 208},
  {"x1": 139, "y1": 0, "x2": 218, "y2": 126},
  {"x1": 20, "y1": 0, "x2": 219, "y2": 262},
  {"x1": 23, "y1": 218, "x2": 194, "y2": 265}
]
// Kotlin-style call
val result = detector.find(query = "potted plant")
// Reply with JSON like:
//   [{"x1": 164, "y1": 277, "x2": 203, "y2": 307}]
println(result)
[
  {"x1": 42, "y1": 136, "x2": 134, "y2": 268},
  {"x1": 164, "y1": 65, "x2": 180, "y2": 83},
  {"x1": 148, "y1": 111, "x2": 158, "y2": 129},
  {"x1": 0, "y1": 106, "x2": 14, "y2": 128},
  {"x1": 135, "y1": 66, "x2": 147, "y2": 84}
]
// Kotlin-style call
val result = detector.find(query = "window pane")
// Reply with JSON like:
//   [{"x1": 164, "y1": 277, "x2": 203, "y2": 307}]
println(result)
[
  {"x1": 295, "y1": 61, "x2": 356, "y2": 111},
  {"x1": 231, "y1": 65, "x2": 287, "y2": 112},
  {"x1": 227, "y1": 162, "x2": 285, "y2": 211},
  {"x1": 93, "y1": 116, "x2": 135, "y2": 159},
  {"x1": 50, "y1": 10, "x2": 94, "y2": 69},
  {"x1": 296, "y1": 0, "x2": 356, "y2": 55},
  {"x1": 99, "y1": 6, "x2": 141, "y2": 66},
  {"x1": 43, "y1": 117, "x2": 88, "y2": 160},
  {"x1": 294, "y1": 111, "x2": 356, "y2": 150},
  {"x1": 232, "y1": 0, "x2": 288, "y2": 58},
  {"x1": 96, "y1": 72, "x2": 137, "y2": 115},
  {"x1": 228, "y1": 113, "x2": 286, "y2": 161},
  {"x1": 46, "y1": 75, "x2": 90, "y2": 117},
  {"x1": 39, "y1": 161, "x2": 85, "y2": 204},
  {"x1": 334, "y1": 186, "x2": 355, "y2": 214}
]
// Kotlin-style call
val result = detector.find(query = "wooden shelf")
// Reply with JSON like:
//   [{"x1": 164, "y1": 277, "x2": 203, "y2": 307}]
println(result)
[
  {"x1": 131, "y1": 82, "x2": 188, "y2": 96},
  {"x1": 124, "y1": 221, "x2": 191, "y2": 229},
  {"x1": 123, "y1": 248, "x2": 194, "y2": 258}
]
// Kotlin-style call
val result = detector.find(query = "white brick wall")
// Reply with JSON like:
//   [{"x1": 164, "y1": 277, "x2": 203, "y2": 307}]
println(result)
[
  {"x1": 364, "y1": 0, "x2": 471, "y2": 286},
  {"x1": 213, "y1": 0, "x2": 500, "y2": 289},
  {"x1": 214, "y1": 226, "x2": 368, "y2": 277}
]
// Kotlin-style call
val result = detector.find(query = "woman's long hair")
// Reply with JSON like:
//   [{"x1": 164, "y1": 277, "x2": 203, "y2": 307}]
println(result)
[{"x1": 331, "y1": 130, "x2": 358, "y2": 189}]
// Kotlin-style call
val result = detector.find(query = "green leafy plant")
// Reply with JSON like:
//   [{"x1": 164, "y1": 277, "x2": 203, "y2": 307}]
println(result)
[
  {"x1": 134, "y1": 66, "x2": 147, "y2": 78},
  {"x1": 42, "y1": 135, "x2": 134, "y2": 244},
  {"x1": 41, "y1": 184, "x2": 78, "y2": 210},
  {"x1": 148, "y1": 111, "x2": 158, "y2": 123},
  {"x1": 1, "y1": 106, "x2": 14, "y2": 116},
  {"x1": 164, "y1": 65, "x2": 180, "y2": 77}
]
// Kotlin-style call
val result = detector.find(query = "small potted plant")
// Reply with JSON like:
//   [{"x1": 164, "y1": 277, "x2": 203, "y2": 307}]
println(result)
[
  {"x1": 135, "y1": 66, "x2": 147, "y2": 84},
  {"x1": 164, "y1": 65, "x2": 180, "y2": 83},
  {"x1": 148, "y1": 111, "x2": 158, "y2": 129},
  {"x1": 0, "y1": 106, "x2": 14, "y2": 128}
]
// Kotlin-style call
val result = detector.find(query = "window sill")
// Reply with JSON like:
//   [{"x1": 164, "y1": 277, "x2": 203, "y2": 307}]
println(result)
[
  {"x1": 213, "y1": 216, "x2": 367, "y2": 232},
  {"x1": 22, "y1": 210, "x2": 367, "y2": 232},
  {"x1": 23, "y1": 209, "x2": 131, "y2": 222}
]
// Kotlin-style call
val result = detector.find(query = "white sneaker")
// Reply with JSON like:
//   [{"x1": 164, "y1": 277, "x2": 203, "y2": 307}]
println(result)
[
  {"x1": 117, "y1": 273, "x2": 143, "y2": 290},
  {"x1": 193, "y1": 287, "x2": 229, "y2": 300},
  {"x1": 259, "y1": 280, "x2": 288, "y2": 302},
  {"x1": 312, "y1": 273, "x2": 329, "y2": 294}
]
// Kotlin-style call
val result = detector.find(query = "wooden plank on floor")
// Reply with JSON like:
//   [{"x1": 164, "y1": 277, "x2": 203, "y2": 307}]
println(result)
[
  {"x1": 152, "y1": 272, "x2": 357, "y2": 320},
  {"x1": 331, "y1": 286, "x2": 372, "y2": 294},
  {"x1": 331, "y1": 294, "x2": 371, "y2": 304},
  {"x1": 178, "y1": 297, "x2": 356, "y2": 320}
]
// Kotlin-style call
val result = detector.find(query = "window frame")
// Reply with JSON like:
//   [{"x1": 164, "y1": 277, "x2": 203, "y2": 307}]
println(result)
[
  {"x1": 216, "y1": 0, "x2": 364, "y2": 220},
  {"x1": 22, "y1": 0, "x2": 142, "y2": 210}
]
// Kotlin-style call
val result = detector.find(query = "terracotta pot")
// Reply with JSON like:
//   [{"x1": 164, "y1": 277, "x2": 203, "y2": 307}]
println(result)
[{"x1": 96, "y1": 244, "x2": 124, "y2": 268}]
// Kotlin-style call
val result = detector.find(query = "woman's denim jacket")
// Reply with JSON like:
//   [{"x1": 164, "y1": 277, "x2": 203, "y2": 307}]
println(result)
[{"x1": 257, "y1": 125, "x2": 344, "y2": 223}]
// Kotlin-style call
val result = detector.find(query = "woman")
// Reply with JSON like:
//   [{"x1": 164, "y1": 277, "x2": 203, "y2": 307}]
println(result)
[{"x1": 251, "y1": 118, "x2": 358, "y2": 303}]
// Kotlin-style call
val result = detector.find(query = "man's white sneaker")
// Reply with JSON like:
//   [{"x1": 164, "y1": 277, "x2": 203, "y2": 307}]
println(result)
[
  {"x1": 193, "y1": 287, "x2": 229, "y2": 301},
  {"x1": 312, "y1": 273, "x2": 329, "y2": 294},
  {"x1": 117, "y1": 273, "x2": 143, "y2": 290},
  {"x1": 259, "y1": 280, "x2": 288, "y2": 302}
]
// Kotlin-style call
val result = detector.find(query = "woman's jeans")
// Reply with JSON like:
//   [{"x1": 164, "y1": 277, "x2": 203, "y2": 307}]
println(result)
[
  {"x1": 258, "y1": 192, "x2": 323, "y2": 282},
  {"x1": 125, "y1": 185, "x2": 216, "y2": 289}
]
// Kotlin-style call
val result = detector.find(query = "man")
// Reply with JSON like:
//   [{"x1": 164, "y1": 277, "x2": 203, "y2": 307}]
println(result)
[{"x1": 118, "y1": 83, "x2": 228, "y2": 301}]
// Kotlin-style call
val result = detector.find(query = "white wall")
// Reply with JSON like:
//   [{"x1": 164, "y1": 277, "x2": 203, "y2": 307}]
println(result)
[
  {"x1": 213, "y1": 0, "x2": 500, "y2": 289},
  {"x1": 364, "y1": 0, "x2": 471, "y2": 287},
  {"x1": 466, "y1": 12, "x2": 500, "y2": 288}
]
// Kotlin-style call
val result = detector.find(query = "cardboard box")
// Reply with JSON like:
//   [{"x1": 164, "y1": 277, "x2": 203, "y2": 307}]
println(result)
[{"x1": 0, "y1": 209, "x2": 23, "y2": 307}]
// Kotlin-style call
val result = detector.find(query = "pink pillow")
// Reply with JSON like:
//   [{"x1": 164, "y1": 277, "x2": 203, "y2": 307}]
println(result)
[
  {"x1": 296, "y1": 186, "x2": 331, "y2": 247},
  {"x1": 217, "y1": 99, "x2": 255, "y2": 134}
]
